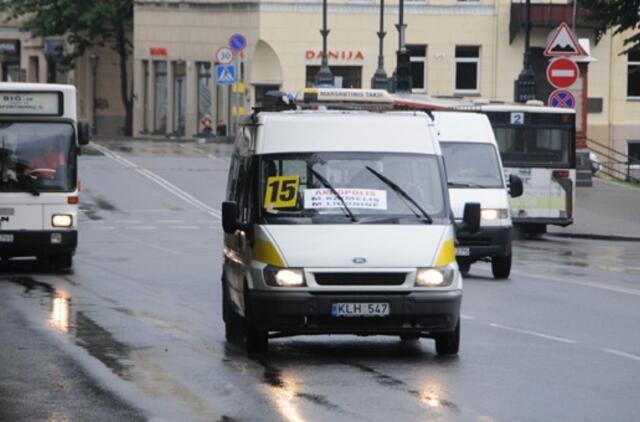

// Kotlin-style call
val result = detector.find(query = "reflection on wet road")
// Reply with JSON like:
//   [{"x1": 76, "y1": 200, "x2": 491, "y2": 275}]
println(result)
[{"x1": 1, "y1": 140, "x2": 639, "y2": 421}]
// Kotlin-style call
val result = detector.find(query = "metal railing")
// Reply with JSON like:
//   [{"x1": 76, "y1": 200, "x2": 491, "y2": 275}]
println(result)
[{"x1": 587, "y1": 138, "x2": 640, "y2": 183}]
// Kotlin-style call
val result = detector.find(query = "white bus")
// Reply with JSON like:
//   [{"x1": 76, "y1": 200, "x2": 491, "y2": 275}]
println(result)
[
  {"x1": 0, "y1": 83, "x2": 90, "y2": 268},
  {"x1": 394, "y1": 95, "x2": 576, "y2": 236}
]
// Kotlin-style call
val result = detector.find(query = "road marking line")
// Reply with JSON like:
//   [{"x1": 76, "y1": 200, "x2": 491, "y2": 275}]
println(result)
[
  {"x1": 156, "y1": 219, "x2": 185, "y2": 223},
  {"x1": 197, "y1": 220, "x2": 217, "y2": 224},
  {"x1": 91, "y1": 142, "x2": 221, "y2": 219},
  {"x1": 116, "y1": 219, "x2": 142, "y2": 224},
  {"x1": 178, "y1": 144, "x2": 219, "y2": 160},
  {"x1": 603, "y1": 348, "x2": 640, "y2": 362},
  {"x1": 92, "y1": 226, "x2": 116, "y2": 230},
  {"x1": 460, "y1": 314, "x2": 477, "y2": 320},
  {"x1": 168, "y1": 226, "x2": 199, "y2": 230},
  {"x1": 489, "y1": 323, "x2": 577, "y2": 344},
  {"x1": 127, "y1": 226, "x2": 157, "y2": 230}
]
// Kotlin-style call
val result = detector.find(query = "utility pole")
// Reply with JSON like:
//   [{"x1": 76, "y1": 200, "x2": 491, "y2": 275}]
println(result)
[
  {"x1": 315, "y1": 0, "x2": 334, "y2": 87},
  {"x1": 514, "y1": 0, "x2": 536, "y2": 103},
  {"x1": 371, "y1": 0, "x2": 389, "y2": 89}
]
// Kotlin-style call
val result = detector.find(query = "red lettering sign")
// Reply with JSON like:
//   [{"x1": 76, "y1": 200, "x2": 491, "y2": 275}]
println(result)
[
  {"x1": 150, "y1": 47, "x2": 167, "y2": 56},
  {"x1": 304, "y1": 50, "x2": 364, "y2": 60}
]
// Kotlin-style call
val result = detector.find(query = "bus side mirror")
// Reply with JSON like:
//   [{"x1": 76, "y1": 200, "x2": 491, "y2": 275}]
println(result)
[
  {"x1": 222, "y1": 201, "x2": 239, "y2": 234},
  {"x1": 509, "y1": 174, "x2": 523, "y2": 198},
  {"x1": 78, "y1": 122, "x2": 91, "y2": 146},
  {"x1": 459, "y1": 202, "x2": 481, "y2": 234}
]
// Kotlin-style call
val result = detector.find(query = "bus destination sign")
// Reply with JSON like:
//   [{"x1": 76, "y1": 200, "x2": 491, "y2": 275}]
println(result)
[{"x1": 0, "y1": 92, "x2": 61, "y2": 115}]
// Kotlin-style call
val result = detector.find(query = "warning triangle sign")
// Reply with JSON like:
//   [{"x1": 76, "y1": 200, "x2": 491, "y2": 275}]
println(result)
[{"x1": 544, "y1": 22, "x2": 586, "y2": 57}]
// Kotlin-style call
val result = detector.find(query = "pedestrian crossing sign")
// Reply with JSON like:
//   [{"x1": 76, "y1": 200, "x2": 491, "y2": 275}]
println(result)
[{"x1": 216, "y1": 64, "x2": 236, "y2": 85}]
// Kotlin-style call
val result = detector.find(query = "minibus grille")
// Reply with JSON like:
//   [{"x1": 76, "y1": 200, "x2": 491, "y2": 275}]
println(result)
[{"x1": 314, "y1": 272, "x2": 407, "y2": 286}]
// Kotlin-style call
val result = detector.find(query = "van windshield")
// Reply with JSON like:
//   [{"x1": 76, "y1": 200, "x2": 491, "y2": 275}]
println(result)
[
  {"x1": 259, "y1": 152, "x2": 449, "y2": 224},
  {"x1": 0, "y1": 122, "x2": 76, "y2": 193},
  {"x1": 440, "y1": 142, "x2": 503, "y2": 188}
]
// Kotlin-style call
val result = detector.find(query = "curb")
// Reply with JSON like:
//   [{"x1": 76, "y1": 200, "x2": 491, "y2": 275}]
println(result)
[{"x1": 546, "y1": 232, "x2": 640, "y2": 242}]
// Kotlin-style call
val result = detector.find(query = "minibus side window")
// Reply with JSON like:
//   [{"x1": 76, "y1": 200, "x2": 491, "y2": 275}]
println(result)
[{"x1": 236, "y1": 157, "x2": 251, "y2": 222}]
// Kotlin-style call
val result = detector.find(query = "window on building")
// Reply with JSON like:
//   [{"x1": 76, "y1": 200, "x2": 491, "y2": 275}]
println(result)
[
  {"x1": 173, "y1": 61, "x2": 187, "y2": 136},
  {"x1": 197, "y1": 62, "x2": 212, "y2": 134},
  {"x1": 153, "y1": 61, "x2": 167, "y2": 134},
  {"x1": 455, "y1": 46, "x2": 480, "y2": 93},
  {"x1": 407, "y1": 45, "x2": 426, "y2": 92},
  {"x1": 255, "y1": 84, "x2": 281, "y2": 106},
  {"x1": 627, "y1": 50, "x2": 640, "y2": 98},
  {"x1": 629, "y1": 141, "x2": 640, "y2": 164},
  {"x1": 305, "y1": 66, "x2": 362, "y2": 89}
]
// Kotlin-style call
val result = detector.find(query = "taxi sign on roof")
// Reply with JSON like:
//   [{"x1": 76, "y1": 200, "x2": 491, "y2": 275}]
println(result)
[
  {"x1": 0, "y1": 91, "x2": 62, "y2": 116},
  {"x1": 299, "y1": 88, "x2": 394, "y2": 104}
]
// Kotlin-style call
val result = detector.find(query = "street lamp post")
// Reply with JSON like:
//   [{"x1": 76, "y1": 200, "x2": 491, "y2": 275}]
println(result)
[
  {"x1": 393, "y1": 0, "x2": 412, "y2": 92},
  {"x1": 89, "y1": 52, "x2": 99, "y2": 134},
  {"x1": 514, "y1": 0, "x2": 536, "y2": 103},
  {"x1": 371, "y1": 0, "x2": 388, "y2": 89},
  {"x1": 315, "y1": 0, "x2": 334, "y2": 86}
]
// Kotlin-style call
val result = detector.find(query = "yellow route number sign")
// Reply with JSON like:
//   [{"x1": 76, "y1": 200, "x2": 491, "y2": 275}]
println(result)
[{"x1": 264, "y1": 176, "x2": 300, "y2": 208}]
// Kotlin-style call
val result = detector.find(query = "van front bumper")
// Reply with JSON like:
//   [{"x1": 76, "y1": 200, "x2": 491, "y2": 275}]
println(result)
[
  {"x1": 456, "y1": 226, "x2": 511, "y2": 260},
  {"x1": 247, "y1": 290, "x2": 461, "y2": 336},
  {"x1": 0, "y1": 230, "x2": 77, "y2": 257}
]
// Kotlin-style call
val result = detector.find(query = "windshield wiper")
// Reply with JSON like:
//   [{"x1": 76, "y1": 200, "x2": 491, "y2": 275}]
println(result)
[
  {"x1": 448, "y1": 181, "x2": 483, "y2": 188},
  {"x1": 19, "y1": 175, "x2": 40, "y2": 196},
  {"x1": 365, "y1": 166, "x2": 433, "y2": 224},
  {"x1": 307, "y1": 165, "x2": 357, "y2": 222}
]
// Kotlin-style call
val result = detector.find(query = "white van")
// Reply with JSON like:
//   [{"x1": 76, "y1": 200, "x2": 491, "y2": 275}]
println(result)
[
  {"x1": 434, "y1": 112, "x2": 522, "y2": 279},
  {"x1": 221, "y1": 109, "x2": 481, "y2": 356}
]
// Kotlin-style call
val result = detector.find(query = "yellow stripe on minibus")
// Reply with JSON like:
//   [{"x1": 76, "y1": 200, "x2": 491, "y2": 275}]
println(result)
[
  {"x1": 253, "y1": 239, "x2": 285, "y2": 267},
  {"x1": 435, "y1": 239, "x2": 456, "y2": 266}
]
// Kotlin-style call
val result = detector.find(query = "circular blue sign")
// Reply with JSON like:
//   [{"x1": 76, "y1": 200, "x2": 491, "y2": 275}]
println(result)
[
  {"x1": 548, "y1": 89, "x2": 575, "y2": 109},
  {"x1": 229, "y1": 34, "x2": 247, "y2": 52}
]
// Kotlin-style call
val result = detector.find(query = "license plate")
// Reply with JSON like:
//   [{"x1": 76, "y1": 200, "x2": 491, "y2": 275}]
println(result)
[
  {"x1": 331, "y1": 303, "x2": 390, "y2": 317},
  {"x1": 0, "y1": 234, "x2": 13, "y2": 242},
  {"x1": 456, "y1": 247, "x2": 470, "y2": 257}
]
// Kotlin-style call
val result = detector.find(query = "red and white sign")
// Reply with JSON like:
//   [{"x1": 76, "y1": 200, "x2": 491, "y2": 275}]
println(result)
[
  {"x1": 149, "y1": 47, "x2": 167, "y2": 56},
  {"x1": 546, "y1": 58, "x2": 579, "y2": 89},
  {"x1": 305, "y1": 50, "x2": 365, "y2": 61},
  {"x1": 216, "y1": 47, "x2": 234, "y2": 64},
  {"x1": 544, "y1": 22, "x2": 585, "y2": 57}
]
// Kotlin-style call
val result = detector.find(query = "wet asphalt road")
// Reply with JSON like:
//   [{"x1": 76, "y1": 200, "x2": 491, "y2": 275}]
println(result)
[{"x1": 1, "y1": 140, "x2": 639, "y2": 422}]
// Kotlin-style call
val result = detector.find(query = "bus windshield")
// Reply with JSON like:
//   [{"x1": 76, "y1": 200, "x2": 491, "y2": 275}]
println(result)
[
  {"x1": 440, "y1": 142, "x2": 504, "y2": 188},
  {"x1": 0, "y1": 122, "x2": 76, "y2": 192},
  {"x1": 259, "y1": 152, "x2": 449, "y2": 224}
]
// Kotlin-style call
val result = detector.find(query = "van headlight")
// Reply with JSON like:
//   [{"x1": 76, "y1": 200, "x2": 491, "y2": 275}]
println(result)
[
  {"x1": 264, "y1": 267, "x2": 306, "y2": 287},
  {"x1": 52, "y1": 214, "x2": 73, "y2": 228},
  {"x1": 481, "y1": 208, "x2": 509, "y2": 220},
  {"x1": 416, "y1": 267, "x2": 455, "y2": 287}
]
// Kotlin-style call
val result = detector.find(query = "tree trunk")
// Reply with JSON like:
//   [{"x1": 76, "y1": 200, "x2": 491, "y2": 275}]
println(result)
[{"x1": 116, "y1": 23, "x2": 132, "y2": 136}]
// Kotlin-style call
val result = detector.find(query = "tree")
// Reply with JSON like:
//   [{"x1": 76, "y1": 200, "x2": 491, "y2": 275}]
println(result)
[
  {"x1": 581, "y1": 0, "x2": 640, "y2": 54},
  {"x1": 0, "y1": 0, "x2": 134, "y2": 135}
]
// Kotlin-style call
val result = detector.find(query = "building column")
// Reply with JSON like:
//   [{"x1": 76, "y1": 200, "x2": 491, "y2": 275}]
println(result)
[
  {"x1": 166, "y1": 60, "x2": 174, "y2": 136},
  {"x1": 185, "y1": 61, "x2": 198, "y2": 138},
  {"x1": 133, "y1": 59, "x2": 144, "y2": 136}
]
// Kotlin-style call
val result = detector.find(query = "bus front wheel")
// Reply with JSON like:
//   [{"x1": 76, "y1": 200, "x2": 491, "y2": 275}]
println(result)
[{"x1": 491, "y1": 254, "x2": 511, "y2": 279}]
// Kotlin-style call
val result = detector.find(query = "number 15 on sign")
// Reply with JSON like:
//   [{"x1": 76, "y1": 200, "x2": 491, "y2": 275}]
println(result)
[{"x1": 264, "y1": 176, "x2": 299, "y2": 209}]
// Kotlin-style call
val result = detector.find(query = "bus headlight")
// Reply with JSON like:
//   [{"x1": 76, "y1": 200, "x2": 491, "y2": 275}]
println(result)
[
  {"x1": 52, "y1": 214, "x2": 73, "y2": 228},
  {"x1": 416, "y1": 267, "x2": 455, "y2": 287},
  {"x1": 264, "y1": 267, "x2": 306, "y2": 287},
  {"x1": 481, "y1": 208, "x2": 509, "y2": 220}
]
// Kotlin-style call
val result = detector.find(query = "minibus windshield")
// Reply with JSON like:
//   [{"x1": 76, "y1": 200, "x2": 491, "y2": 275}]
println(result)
[
  {"x1": 259, "y1": 152, "x2": 448, "y2": 224},
  {"x1": 440, "y1": 142, "x2": 503, "y2": 188},
  {"x1": 0, "y1": 122, "x2": 76, "y2": 193}
]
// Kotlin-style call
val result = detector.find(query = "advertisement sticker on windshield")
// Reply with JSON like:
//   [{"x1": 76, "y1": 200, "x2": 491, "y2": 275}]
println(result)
[
  {"x1": 264, "y1": 175, "x2": 300, "y2": 209},
  {"x1": 304, "y1": 188, "x2": 387, "y2": 210}
]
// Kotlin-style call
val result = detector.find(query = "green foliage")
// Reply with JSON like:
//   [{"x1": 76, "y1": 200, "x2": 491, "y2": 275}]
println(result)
[{"x1": 581, "y1": 0, "x2": 640, "y2": 53}]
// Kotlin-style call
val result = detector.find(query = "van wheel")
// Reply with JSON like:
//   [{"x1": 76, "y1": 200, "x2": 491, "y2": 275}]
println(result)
[
  {"x1": 457, "y1": 260, "x2": 470, "y2": 275},
  {"x1": 245, "y1": 301, "x2": 268, "y2": 356},
  {"x1": 48, "y1": 252, "x2": 72, "y2": 270},
  {"x1": 491, "y1": 254, "x2": 512, "y2": 279},
  {"x1": 222, "y1": 282, "x2": 244, "y2": 343},
  {"x1": 434, "y1": 321, "x2": 460, "y2": 356}
]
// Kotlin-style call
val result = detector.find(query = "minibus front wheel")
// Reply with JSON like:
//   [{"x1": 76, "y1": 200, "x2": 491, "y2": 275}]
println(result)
[
  {"x1": 434, "y1": 321, "x2": 460, "y2": 356},
  {"x1": 244, "y1": 288, "x2": 268, "y2": 356}
]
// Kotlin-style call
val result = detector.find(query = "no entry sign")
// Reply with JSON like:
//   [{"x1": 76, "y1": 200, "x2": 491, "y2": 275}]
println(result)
[
  {"x1": 548, "y1": 89, "x2": 576, "y2": 109},
  {"x1": 546, "y1": 58, "x2": 579, "y2": 89}
]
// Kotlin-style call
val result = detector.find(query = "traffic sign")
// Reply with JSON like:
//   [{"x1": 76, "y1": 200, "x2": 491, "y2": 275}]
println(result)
[
  {"x1": 216, "y1": 64, "x2": 236, "y2": 85},
  {"x1": 216, "y1": 47, "x2": 234, "y2": 64},
  {"x1": 544, "y1": 22, "x2": 585, "y2": 57},
  {"x1": 229, "y1": 33, "x2": 247, "y2": 52},
  {"x1": 546, "y1": 58, "x2": 579, "y2": 89},
  {"x1": 548, "y1": 89, "x2": 576, "y2": 109}
]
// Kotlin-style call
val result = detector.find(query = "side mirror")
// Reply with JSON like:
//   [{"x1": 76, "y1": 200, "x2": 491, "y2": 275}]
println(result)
[
  {"x1": 78, "y1": 122, "x2": 91, "y2": 146},
  {"x1": 508, "y1": 174, "x2": 523, "y2": 198},
  {"x1": 461, "y1": 202, "x2": 481, "y2": 234},
  {"x1": 222, "y1": 201, "x2": 239, "y2": 234}
]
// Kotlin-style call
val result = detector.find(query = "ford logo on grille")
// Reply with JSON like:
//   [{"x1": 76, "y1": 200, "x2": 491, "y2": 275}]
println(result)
[{"x1": 352, "y1": 257, "x2": 367, "y2": 264}]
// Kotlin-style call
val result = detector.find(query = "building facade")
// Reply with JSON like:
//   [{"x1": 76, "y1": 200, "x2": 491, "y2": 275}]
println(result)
[{"x1": 132, "y1": 0, "x2": 639, "y2": 157}]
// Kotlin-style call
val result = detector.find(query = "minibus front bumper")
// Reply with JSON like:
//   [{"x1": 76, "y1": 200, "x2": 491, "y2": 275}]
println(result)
[
  {"x1": 247, "y1": 289, "x2": 461, "y2": 336},
  {"x1": 456, "y1": 226, "x2": 511, "y2": 260},
  {"x1": 0, "y1": 230, "x2": 77, "y2": 257}
]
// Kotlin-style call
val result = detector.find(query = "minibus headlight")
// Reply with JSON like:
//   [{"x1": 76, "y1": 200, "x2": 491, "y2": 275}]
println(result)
[
  {"x1": 481, "y1": 208, "x2": 509, "y2": 220},
  {"x1": 52, "y1": 214, "x2": 73, "y2": 228},
  {"x1": 416, "y1": 267, "x2": 455, "y2": 287},
  {"x1": 264, "y1": 267, "x2": 306, "y2": 287}
]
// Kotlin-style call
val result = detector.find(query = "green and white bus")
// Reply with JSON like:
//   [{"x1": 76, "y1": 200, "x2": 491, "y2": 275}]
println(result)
[{"x1": 0, "y1": 83, "x2": 90, "y2": 268}]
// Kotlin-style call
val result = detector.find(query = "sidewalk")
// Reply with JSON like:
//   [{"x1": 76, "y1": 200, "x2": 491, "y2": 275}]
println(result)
[{"x1": 547, "y1": 178, "x2": 640, "y2": 240}]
